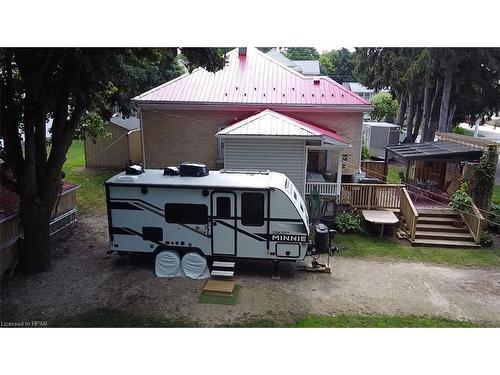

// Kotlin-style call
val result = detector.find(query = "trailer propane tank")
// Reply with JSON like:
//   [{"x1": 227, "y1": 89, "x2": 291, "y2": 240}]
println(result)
[{"x1": 314, "y1": 223, "x2": 329, "y2": 253}]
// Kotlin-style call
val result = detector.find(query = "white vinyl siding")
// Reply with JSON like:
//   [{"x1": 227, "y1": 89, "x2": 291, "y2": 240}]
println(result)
[{"x1": 224, "y1": 138, "x2": 306, "y2": 195}]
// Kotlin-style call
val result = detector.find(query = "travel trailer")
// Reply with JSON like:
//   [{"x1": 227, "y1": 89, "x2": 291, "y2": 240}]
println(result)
[{"x1": 105, "y1": 163, "x2": 310, "y2": 264}]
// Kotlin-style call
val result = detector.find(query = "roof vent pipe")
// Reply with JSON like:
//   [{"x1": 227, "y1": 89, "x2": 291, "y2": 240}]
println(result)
[{"x1": 238, "y1": 47, "x2": 247, "y2": 56}]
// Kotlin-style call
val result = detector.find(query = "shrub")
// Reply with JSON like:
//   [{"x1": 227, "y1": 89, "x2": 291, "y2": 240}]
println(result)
[
  {"x1": 452, "y1": 126, "x2": 466, "y2": 135},
  {"x1": 449, "y1": 181, "x2": 473, "y2": 213},
  {"x1": 489, "y1": 203, "x2": 500, "y2": 232},
  {"x1": 335, "y1": 211, "x2": 362, "y2": 234},
  {"x1": 479, "y1": 231, "x2": 494, "y2": 247},
  {"x1": 361, "y1": 144, "x2": 370, "y2": 160}
]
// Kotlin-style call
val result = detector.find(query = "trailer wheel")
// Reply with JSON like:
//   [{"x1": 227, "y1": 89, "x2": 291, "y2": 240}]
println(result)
[{"x1": 155, "y1": 250, "x2": 182, "y2": 277}]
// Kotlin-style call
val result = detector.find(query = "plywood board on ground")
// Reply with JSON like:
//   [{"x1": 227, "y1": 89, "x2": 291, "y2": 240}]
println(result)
[{"x1": 203, "y1": 280, "x2": 236, "y2": 295}]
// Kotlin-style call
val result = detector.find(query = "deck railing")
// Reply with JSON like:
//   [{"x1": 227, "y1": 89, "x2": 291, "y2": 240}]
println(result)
[
  {"x1": 400, "y1": 187, "x2": 418, "y2": 241},
  {"x1": 461, "y1": 203, "x2": 484, "y2": 244},
  {"x1": 305, "y1": 182, "x2": 339, "y2": 196},
  {"x1": 340, "y1": 183, "x2": 404, "y2": 210}
]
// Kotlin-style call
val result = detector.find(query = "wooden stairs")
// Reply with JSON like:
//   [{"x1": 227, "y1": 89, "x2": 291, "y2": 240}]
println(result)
[{"x1": 401, "y1": 208, "x2": 479, "y2": 247}]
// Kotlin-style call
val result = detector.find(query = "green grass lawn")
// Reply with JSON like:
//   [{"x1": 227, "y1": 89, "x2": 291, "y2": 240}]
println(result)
[
  {"x1": 52, "y1": 307, "x2": 489, "y2": 327},
  {"x1": 62, "y1": 140, "x2": 116, "y2": 213},
  {"x1": 387, "y1": 164, "x2": 405, "y2": 184},
  {"x1": 335, "y1": 233, "x2": 500, "y2": 268},
  {"x1": 492, "y1": 185, "x2": 500, "y2": 204}
]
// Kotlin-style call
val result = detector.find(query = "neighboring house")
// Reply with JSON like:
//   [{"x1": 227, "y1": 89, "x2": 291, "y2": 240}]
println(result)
[
  {"x1": 133, "y1": 47, "x2": 371, "y2": 197},
  {"x1": 265, "y1": 48, "x2": 321, "y2": 76},
  {"x1": 362, "y1": 121, "x2": 400, "y2": 159},
  {"x1": 84, "y1": 114, "x2": 142, "y2": 169},
  {"x1": 342, "y1": 82, "x2": 378, "y2": 101}
]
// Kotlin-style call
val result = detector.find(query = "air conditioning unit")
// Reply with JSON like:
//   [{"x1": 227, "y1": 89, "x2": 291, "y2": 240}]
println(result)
[{"x1": 179, "y1": 162, "x2": 209, "y2": 177}]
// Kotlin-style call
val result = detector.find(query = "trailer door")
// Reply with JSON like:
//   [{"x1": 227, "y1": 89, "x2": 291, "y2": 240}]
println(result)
[{"x1": 211, "y1": 192, "x2": 236, "y2": 256}]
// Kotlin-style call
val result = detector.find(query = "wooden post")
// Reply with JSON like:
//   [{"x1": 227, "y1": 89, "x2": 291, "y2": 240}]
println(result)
[
  {"x1": 367, "y1": 185, "x2": 372, "y2": 210},
  {"x1": 405, "y1": 161, "x2": 411, "y2": 183},
  {"x1": 336, "y1": 151, "x2": 343, "y2": 199},
  {"x1": 384, "y1": 149, "x2": 389, "y2": 182}
]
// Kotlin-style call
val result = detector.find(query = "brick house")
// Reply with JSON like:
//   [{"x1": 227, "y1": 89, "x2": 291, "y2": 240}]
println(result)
[{"x1": 133, "y1": 47, "x2": 371, "y2": 197}]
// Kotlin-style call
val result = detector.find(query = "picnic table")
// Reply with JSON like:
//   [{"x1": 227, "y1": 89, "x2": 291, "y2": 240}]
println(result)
[{"x1": 362, "y1": 210, "x2": 399, "y2": 237}]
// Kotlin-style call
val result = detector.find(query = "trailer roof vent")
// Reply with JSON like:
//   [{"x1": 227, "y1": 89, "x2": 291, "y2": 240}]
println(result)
[
  {"x1": 179, "y1": 161, "x2": 209, "y2": 177},
  {"x1": 125, "y1": 164, "x2": 144, "y2": 175},
  {"x1": 163, "y1": 166, "x2": 180, "y2": 176}
]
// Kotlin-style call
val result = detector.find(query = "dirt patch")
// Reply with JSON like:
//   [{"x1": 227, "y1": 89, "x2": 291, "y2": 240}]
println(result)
[{"x1": 1, "y1": 212, "x2": 499, "y2": 326}]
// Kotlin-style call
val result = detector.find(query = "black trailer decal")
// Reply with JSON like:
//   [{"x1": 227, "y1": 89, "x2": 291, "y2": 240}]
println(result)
[{"x1": 109, "y1": 201, "x2": 143, "y2": 210}]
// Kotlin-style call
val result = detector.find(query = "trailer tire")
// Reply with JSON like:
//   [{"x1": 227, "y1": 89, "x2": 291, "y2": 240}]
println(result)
[
  {"x1": 181, "y1": 251, "x2": 210, "y2": 279},
  {"x1": 155, "y1": 250, "x2": 183, "y2": 278}
]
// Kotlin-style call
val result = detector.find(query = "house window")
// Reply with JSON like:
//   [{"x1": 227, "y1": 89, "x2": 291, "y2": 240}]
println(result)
[
  {"x1": 165, "y1": 203, "x2": 208, "y2": 224},
  {"x1": 241, "y1": 192, "x2": 264, "y2": 226},
  {"x1": 216, "y1": 197, "x2": 231, "y2": 219}
]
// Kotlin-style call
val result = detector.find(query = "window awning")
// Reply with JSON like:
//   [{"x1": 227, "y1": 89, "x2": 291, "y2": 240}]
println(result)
[
  {"x1": 216, "y1": 109, "x2": 351, "y2": 148},
  {"x1": 385, "y1": 141, "x2": 483, "y2": 162}
]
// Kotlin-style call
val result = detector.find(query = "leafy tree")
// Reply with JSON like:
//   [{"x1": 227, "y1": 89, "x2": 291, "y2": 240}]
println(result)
[
  {"x1": 370, "y1": 92, "x2": 398, "y2": 122},
  {"x1": 0, "y1": 48, "x2": 226, "y2": 273},
  {"x1": 284, "y1": 47, "x2": 319, "y2": 61},
  {"x1": 354, "y1": 48, "x2": 500, "y2": 143},
  {"x1": 319, "y1": 48, "x2": 355, "y2": 83}
]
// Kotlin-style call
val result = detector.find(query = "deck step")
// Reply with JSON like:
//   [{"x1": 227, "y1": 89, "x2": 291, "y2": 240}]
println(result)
[
  {"x1": 210, "y1": 270, "x2": 235, "y2": 277},
  {"x1": 411, "y1": 238, "x2": 479, "y2": 247},
  {"x1": 415, "y1": 231, "x2": 474, "y2": 240},
  {"x1": 416, "y1": 223, "x2": 469, "y2": 233},
  {"x1": 417, "y1": 209, "x2": 458, "y2": 217},
  {"x1": 212, "y1": 261, "x2": 235, "y2": 268},
  {"x1": 417, "y1": 216, "x2": 459, "y2": 224}
]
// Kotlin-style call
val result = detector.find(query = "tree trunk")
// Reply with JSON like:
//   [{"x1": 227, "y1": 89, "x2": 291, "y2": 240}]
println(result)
[
  {"x1": 20, "y1": 202, "x2": 51, "y2": 272},
  {"x1": 447, "y1": 103, "x2": 457, "y2": 131},
  {"x1": 421, "y1": 84, "x2": 432, "y2": 140},
  {"x1": 425, "y1": 78, "x2": 443, "y2": 142},
  {"x1": 438, "y1": 68, "x2": 453, "y2": 132},
  {"x1": 412, "y1": 99, "x2": 423, "y2": 140},
  {"x1": 405, "y1": 92, "x2": 416, "y2": 143},
  {"x1": 396, "y1": 93, "x2": 407, "y2": 126}
]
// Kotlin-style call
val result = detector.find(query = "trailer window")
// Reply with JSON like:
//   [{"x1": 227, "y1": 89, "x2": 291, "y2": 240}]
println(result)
[
  {"x1": 216, "y1": 197, "x2": 231, "y2": 219},
  {"x1": 165, "y1": 203, "x2": 208, "y2": 224},
  {"x1": 241, "y1": 192, "x2": 264, "y2": 226}
]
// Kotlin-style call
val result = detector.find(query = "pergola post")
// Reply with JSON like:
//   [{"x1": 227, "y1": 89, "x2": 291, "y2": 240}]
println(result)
[{"x1": 405, "y1": 160, "x2": 411, "y2": 183}]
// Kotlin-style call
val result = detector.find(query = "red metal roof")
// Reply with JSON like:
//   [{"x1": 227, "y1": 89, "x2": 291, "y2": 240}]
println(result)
[
  {"x1": 217, "y1": 109, "x2": 349, "y2": 145},
  {"x1": 0, "y1": 180, "x2": 78, "y2": 222},
  {"x1": 134, "y1": 48, "x2": 371, "y2": 108}
]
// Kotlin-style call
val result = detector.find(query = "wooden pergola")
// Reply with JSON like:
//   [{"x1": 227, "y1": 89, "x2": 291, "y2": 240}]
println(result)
[{"x1": 384, "y1": 141, "x2": 484, "y2": 182}]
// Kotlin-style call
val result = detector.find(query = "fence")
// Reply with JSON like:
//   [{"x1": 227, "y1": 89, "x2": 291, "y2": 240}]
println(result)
[
  {"x1": 361, "y1": 160, "x2": 387, "y2": 181},
  {"x1": 340, "y1": 183, "x2": 404, "y2": 210},
  {"x1": 305, "y1": 182, "x2": 339, "y2": 196},
  {"x1": 461, "y1": 203, "x2": 484, "y2": 244},
  {"x1": 400, "y1": 187, "x2": 418, "y2": 241}
]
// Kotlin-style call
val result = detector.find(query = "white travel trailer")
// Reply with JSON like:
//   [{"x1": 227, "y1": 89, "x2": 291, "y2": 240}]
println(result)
[{"x1": 105, "y1": 163, "x2": 310, "y2": 264}]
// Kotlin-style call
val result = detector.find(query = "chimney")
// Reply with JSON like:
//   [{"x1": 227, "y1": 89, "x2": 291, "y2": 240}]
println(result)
[{"x1": 238, "y1": 47, "x2": 247, "y2": 57}]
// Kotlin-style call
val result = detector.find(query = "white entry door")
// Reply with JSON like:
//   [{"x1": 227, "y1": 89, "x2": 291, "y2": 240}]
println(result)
[{"x1": 211, "y1": 192, "x2": 236, "y2": 256}]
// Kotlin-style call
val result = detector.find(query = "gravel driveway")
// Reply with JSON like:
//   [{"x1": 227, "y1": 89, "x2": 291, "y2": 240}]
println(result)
[{"x1": 1, "y1": 213, "x2": 499, "y2": 326}]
